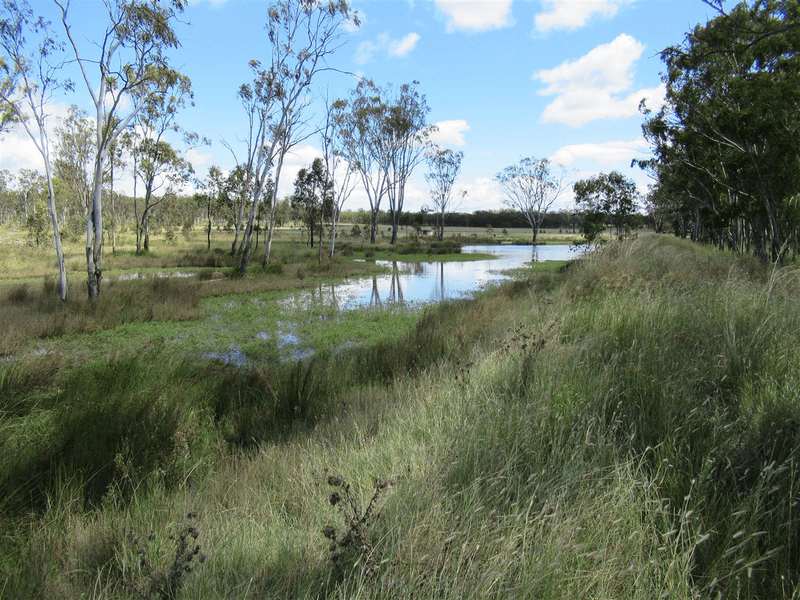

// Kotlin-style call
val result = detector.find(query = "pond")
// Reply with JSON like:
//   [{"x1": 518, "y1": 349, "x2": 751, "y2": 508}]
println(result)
[
  {"x1": 29, "y1": 245, "x2": 581, "y2": 365},
  {"x1": 204, "y1": 244, "x2": 581, "y2": 363},
  {"x1": 282, "y1": 244, "x2": 581, "y2": 310}
]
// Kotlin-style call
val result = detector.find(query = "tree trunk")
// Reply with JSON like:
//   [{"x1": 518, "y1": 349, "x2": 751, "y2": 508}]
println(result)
[
  {"x1": 262, "y1": 151, "x2": 287, "y2": 268},
  {"x1": 86, "y1": 158, "x2": 104, "y2": 300}
]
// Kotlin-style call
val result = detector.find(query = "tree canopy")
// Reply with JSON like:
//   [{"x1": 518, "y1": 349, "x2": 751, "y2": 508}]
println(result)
[{"x1": 641, "y1": 0, "x2": 800, "y2": 263}]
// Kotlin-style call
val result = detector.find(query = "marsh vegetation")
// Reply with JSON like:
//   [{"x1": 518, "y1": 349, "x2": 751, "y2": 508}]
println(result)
[{"x1": 2, "y1": 232, "x2": 800, "y2": 598}]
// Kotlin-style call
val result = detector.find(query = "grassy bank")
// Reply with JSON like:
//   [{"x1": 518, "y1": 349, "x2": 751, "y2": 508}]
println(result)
[{"x1": 2, "y1": 234, "x2": 799, "y2": 598}]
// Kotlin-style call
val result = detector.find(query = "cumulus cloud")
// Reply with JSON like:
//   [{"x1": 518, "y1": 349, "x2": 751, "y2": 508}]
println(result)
[
  {"x1": 432, "y1": 0, "x2": 514, "y2": 33},
  {"x1": 549, "y1": 138, "x2": 646, "y2": 168},
  {"x1": 534, "y1": 34, "x2": 663, "y2": 127},
  {"x1": 430, "y1": 119, "x2": 470, "y2": 146},
  {"x1": 535, "y1": 0, "x2": 636, "y2": 33},
  {"x1": 0, "y1": 102, "x2": 74, "y2": 177},
  {"x1": 355, "y1": 31, "x2": 421, "y2": 64}
]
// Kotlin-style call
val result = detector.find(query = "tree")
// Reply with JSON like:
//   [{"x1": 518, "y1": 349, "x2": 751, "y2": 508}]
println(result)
[
  {"x1": 494, "y1": 157, "x2": 568, "y2": 243},
  {"x1": 0, "y1": 169, "x2": 14, "y2": 223},
  {"x1": 290, "y1": 157, "x2": 332, "y2": 263},
  {"x1": 196, "y1": 165, "x2": 225, "y2": 251},
  {"x1": 334, "y1": 78, "x2": 391, "y2": 244},
  {"x1": 127, "y1": 73, "x2": 198, "y2": 253},
  {"x1": 424, "y1": 146, "x2": 465, "y2": 241},
  {"x1": 0, "y1": 0, "x2": 69, "y2": 299},
  {"x1": 321, "y1": 95, "x2": 358, "y2": 257},
  {"x1": 640, "y1": 0, "x2": 800, "y2": 263},
  {"x1": 56, "y1": 0, "x2": 188, "y2": 298},
  {"x1": 573, "y1": 171, "x2": 638, "y2": 247},
  {"x1": 236, "y1": 0, "x2": 358, "y2": 275},
  {"x1": 384, "y1": 81, "x2": 436, "y2": 244},
  {"x1": 53, "y1": 104, "x2": 93, "y2": 221}
]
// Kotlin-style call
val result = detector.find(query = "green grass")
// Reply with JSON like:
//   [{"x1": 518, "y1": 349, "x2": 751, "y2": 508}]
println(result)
[{"x1": 2, "y1": 234, "x2": 800, "y2": 598}]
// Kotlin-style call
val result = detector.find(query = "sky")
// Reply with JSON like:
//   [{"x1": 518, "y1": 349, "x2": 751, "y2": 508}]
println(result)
[{"x1": 0, "y1": 0, "x2": 718, "y2": 214}]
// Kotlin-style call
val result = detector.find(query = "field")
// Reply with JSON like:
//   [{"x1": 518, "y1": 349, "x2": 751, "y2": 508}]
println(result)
[{"x1": 2, "y1": 232, "x2": 798, "y2": 598}]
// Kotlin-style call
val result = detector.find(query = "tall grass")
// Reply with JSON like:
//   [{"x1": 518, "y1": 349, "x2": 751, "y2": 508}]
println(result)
[{"x1": 2, "y1": 234, "x2": 800, "y2": 598}]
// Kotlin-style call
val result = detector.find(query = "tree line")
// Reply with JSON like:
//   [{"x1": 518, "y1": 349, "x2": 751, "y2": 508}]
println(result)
[
  {"x1": 0, "y1": 0, "x2": 655, "y2": 303},
  {"x1": 640, "y1": 0, "x2": 800, "y2": 263}
]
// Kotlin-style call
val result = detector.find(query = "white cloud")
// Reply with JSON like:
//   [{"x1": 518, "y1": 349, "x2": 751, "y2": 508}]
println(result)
[
  {"x1": 535, "y1": 0, "x2": 636, "y2": 33},
  {"x1": 458, "y1": 176, "x2": 503, "y2": 211},
  {"x1": 534, "y1": 34, "x2": 662, "y2": 127},
  {"x1": 389, "y1": 32, "x2": 421, "y2": 57},
  {"x1": 549, "y1": 138, "x2": 645, "y2": 168},
  {"x1": 432, "y1": 0, "x2": 514, "y2": 33},
  {"x1": 355, "y1": 31, "x2": 421, "y2": 64},
  {"x1": 0, "y1": 102, "x2": 75, "y2": 177},
  {"x1": 430, "y1": 119, "x2": 470, "y2": 146}
]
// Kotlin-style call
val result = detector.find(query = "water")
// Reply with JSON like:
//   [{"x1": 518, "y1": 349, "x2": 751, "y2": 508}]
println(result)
[
  {"x1": 280, "y1": 244, "x2": 580, "y2": 310},
  {"x1": 210, "y1": 244, "x2": 579, "y2": 363},
  {"x1": 21, "y1": 245, "x2": 579, "y2": 366}
]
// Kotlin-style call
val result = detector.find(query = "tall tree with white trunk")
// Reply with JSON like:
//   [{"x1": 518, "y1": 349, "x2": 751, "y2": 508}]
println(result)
[
  {"x1": 55, "y1": 0, "x2": 188, "y2": 299},
  {"x1": 0, "y1": 0, "x2": 69, "y2": 300},
  {"x1": 236, "y1": 0, "x2": 358, "y2": 275}
]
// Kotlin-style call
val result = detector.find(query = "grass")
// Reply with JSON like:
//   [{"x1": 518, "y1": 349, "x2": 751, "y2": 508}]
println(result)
[{"x1": 2, "y1": 233, "x2": 799, "y2": 598}]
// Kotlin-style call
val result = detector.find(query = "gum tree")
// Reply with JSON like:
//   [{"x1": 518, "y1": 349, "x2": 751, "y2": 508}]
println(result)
[
  {"x1": 494, "y1": 157, "x2": 568, "y2": 243},
  {"x1": 56, "y1": 0, "x2": 188, "y2": 298},
  {"x1": 322, "y1": 95, "x2": 358, "y2": 257},
  {"x1": 573, "y1": 171, "x2": 638, "y2": 247},
  {"x1": 424, "y1": 146, "x2": 465, "y2": 241},
  {"x1": 236, "y1": 0, "x2": 358, "y2": 275},
  {"x1": 334, "y1": 79, "x2": 390, "y2": 244},
  {"x1": 0, "y1": 0, "x2": 69, "y2": 299},
  {"x1": 384, "y1": 81, "x2": 436, "y2": 244}
]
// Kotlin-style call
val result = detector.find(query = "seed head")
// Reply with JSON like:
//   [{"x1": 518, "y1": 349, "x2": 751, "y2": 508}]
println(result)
[{"x1": 328, "y1": 475, "x2": 345, "y2": 487}]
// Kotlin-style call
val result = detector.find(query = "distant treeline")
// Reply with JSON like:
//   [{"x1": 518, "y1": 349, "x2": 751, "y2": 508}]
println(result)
[{"x1": 343, "y1": 207, "x2": 649, "y2": 232}]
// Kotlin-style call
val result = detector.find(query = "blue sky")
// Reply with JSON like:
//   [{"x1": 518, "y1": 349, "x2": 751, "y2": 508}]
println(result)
[{"x1": 2, "y1": 0, "x2": 716, "y2": 213}]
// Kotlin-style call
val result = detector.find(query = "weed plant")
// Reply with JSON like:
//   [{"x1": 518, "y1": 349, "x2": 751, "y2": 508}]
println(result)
[{"x1": 2, "y1": 234, "x2": 800, "y2": 598}]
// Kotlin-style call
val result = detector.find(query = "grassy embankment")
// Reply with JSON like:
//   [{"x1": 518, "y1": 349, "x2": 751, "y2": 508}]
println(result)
[{"x1": 2, "y1": 233, "x2": 799, "y2": 598}]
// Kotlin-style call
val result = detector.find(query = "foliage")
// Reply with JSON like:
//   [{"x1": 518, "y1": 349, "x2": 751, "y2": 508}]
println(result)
[
  {"x1": 572, "y1": 171, "x2": 638, "y2": 247},
  {"x1": 56, "y1": 0, "x2": 189, "y2": 298},
  {"x1": 424, "y1": 146, "x2": 465, "y2": 241},
  {"x1": 290, "y1": 157, "x2": 333, "y2": 255},
  {"x1": 640, "y1": 0, "x2": 800, "y2": 263},
  {"x1": 495, "y1": 157, "x2": 568, "y2": 243}
]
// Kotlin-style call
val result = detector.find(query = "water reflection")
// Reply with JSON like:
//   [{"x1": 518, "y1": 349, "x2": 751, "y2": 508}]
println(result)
[
  {"x1": 215, "y1": 244, "x2": 580, "y2": 363},
  {"x1": 283, "y1": 244, "x2": 580, "y2": 311}
]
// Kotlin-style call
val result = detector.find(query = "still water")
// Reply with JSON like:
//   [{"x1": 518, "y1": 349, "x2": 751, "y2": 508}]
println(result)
[
  {"x1": 202, "y1": 244, "x2": 581, "y2": 363},
  {"x1": 280, "y1": 244, "x2": 581, "y2": 311}
]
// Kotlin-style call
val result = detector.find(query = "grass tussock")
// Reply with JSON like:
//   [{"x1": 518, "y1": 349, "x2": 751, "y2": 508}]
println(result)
[{"x1": 2, "y1": 234, "x2": 800, "y2": 598}]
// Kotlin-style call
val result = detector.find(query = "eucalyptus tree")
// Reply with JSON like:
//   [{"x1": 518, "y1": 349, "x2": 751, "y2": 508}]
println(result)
[
  {"x1": 494, "y1": 157, "x2": 568, "y2": 243},
  {"x1": 236, "y1": 0, "x2": 358, "y2": 275},
  {"x1": 0, "y1": 169, "x2": 14, "y2": 224},
  {"x1": 641, "y1": 0, "x2": 800, "y2": 262},
  {"x1": 384, "y1": 80, "x2": 436, "y2": 244},
  {"x1": 290, "y1": 157, "x2": 332, "y2": 262},
  {"x1": 55, "y1": 0, "x2": 188, "y2": 298},
  {"x1": 196, "y1": 165, "x2": 225, "y2": 251},
  {"x1": 127, "y1": 73, "x2": 198, "y2": 253},
  {"x1": 572, "y1": 171, "x2": 638, "y2": 247},
  {"x1": 425, "y1": 146, "x2": 465, "y2": 241},
  {"x1": 334, "y1": 78, "x2": 391, "y2": 244},
  {"x1": 321, "y1": 95, "x2": 358, "y2": 257},
  {"x1": 54, "y1": 104, "x2": 93, "y2": 222},
  {"x1": 0, "y1": 0, "x2": 69, "y2": 299}
]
